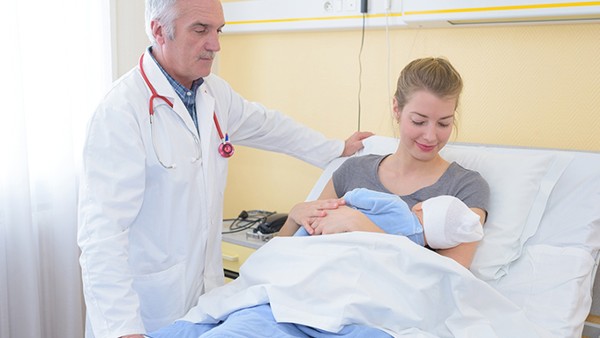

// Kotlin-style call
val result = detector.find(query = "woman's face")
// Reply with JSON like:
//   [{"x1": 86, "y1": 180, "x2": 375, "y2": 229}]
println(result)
[{"x1": 394, "y1": 90, "x2": 456, "y2": 162}]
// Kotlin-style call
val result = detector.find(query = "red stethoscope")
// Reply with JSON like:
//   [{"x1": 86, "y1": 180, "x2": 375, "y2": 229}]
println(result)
[{"x1": 139, "y1": 53, "x2": 234, "y2": 168}]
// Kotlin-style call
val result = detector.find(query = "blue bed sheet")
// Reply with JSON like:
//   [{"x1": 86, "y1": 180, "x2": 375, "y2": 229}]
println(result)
[{"x1": 147, "y1": 304, "x2": 392, "y2": 338}]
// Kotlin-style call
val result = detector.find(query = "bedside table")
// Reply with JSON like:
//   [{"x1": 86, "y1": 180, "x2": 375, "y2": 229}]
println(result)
[{"x1": 221, "y1": 220, "x2": 273, "y2": 281}]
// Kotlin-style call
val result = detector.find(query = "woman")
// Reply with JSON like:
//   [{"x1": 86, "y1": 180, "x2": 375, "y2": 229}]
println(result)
[{"x1": 279, "y1": 57, "x2": 490, "y2": 268}]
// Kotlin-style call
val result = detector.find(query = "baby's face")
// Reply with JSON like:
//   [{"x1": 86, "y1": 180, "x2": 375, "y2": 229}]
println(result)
[{"x1": 412, "y1": 202, "x2": 425, "y2": 226}]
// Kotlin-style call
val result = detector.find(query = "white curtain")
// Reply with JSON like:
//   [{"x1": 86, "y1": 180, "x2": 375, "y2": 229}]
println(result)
[{"x1": 0, "y1": 1, "x2": 112, "y2": 337}]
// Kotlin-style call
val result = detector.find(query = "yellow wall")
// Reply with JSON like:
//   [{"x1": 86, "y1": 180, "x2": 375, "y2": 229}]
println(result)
[
  {"x1": 219, "y1": 22, "x2": 600, "y2": 217},
  {"x1": 110, "y1": 2, "x2": 600, "y2": 217}
]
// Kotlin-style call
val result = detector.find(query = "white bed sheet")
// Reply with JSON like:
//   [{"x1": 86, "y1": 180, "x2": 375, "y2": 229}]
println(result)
[{"x1": 183, "y1": 233, "x2": 552, "y2": 337}]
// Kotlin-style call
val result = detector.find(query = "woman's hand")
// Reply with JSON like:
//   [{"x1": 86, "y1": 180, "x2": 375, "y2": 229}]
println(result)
[
  {"x1": 310, "y1": 205, "x2": 384, "y2": 235},
  {"x1": 277, "y1": 198, "x2": 345, "y2": 236}
]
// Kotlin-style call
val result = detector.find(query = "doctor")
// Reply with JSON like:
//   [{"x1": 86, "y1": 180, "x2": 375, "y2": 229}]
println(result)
[{"x1": 77, "y1": 0, "x2": 372, "y2": 337}]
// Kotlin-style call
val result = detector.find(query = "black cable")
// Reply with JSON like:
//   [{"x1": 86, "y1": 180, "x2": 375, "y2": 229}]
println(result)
[
  {"x1": 221, "y1": 218, "x2": 262, "y2": 234},
  {"x1": 357, "y1": 13, "x2": 366, "y2": 132},
  {"x1": 222, "y1": 210, "x2": 252, "y2": 233},
  {"x1": 221, "y1": 210, "x2": 275, "y2": 234}
]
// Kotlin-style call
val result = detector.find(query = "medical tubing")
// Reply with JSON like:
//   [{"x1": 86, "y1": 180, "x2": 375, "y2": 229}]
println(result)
[{"x1": 357, "y1": 13, "x2": 366, "y2": 132}]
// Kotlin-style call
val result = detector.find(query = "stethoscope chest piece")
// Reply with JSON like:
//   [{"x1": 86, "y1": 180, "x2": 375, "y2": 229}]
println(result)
[
  {"x1": 219, "y1": 141, "x2": 234, "y2": 158},
  {"x1": 218, "y1": 134, "x2": 234, "y2": 158}
]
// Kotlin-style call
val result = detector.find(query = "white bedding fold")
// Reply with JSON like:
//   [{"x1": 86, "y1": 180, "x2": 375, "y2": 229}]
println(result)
[{"x1": 181, "y1": 232, "x2": 553, "y2": 338}]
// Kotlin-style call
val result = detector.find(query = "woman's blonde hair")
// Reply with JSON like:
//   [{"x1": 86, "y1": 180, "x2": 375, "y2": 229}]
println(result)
[{"x1": 394, "y1": 57, "x2": 463, "y2": 112}]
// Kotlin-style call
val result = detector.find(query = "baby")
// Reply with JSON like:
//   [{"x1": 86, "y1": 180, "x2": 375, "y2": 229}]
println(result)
[{"x1": 295, "y1": 188, "x2": 483, "y2": 249}]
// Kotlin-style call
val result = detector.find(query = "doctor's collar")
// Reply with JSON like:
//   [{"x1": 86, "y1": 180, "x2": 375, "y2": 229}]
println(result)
[{"x1": 146, "y1": 47, "x2": 205, "y2": 91}]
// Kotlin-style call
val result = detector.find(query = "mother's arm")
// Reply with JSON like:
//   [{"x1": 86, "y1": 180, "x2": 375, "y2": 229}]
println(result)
[
  {"x1": 308, "y1": 180, "x2": 385, "y2": 235},
  {"x1": 436, "y1": 207, "x2": 486, "y2": 269},
  {"x1": 278, "y1": 179, "x2": 385, "y2": 236},
  {"x1": 277, "y1": 180, "x2": 346, "y2": 236},
  {"x1": 315, "y1": 190, "x2": 487, "y2": 269}
]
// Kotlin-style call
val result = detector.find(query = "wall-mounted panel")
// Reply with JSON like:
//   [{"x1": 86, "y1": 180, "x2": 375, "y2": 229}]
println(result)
[
  {"x1": 222, "y1": 0, "x2": 600, "y2": 33},
  {"x1": 402, "y1": 0, "x2": 600, "y2": 26},
  {"x1": 221, "y1": 0, "x2": 405, "y2": 33}
]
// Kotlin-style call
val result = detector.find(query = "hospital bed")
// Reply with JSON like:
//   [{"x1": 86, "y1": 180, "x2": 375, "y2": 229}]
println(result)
[{"x1": 156, "y1": 136, "x2": 600, "y2": 337}]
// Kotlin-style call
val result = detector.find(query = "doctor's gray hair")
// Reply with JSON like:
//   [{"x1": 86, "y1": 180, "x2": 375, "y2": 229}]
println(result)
[{"x1": 145, "y1": 0, "x2": 179, "y2": 45}]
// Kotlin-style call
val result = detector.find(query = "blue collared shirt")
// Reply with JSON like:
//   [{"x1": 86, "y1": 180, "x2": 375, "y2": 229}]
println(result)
[{"x1": 149, "y1": 48, "x2": 204, "y2": 131}]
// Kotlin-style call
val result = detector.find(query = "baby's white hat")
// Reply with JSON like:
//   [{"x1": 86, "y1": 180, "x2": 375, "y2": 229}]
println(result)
[{"x1": 422, "y1": 195, "x2": 483, "y2": 249}]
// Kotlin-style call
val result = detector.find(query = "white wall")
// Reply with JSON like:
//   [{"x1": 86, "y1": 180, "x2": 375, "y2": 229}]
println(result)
[{"x1": 112, "y1": 0, "x2": 148, "y2": 78}]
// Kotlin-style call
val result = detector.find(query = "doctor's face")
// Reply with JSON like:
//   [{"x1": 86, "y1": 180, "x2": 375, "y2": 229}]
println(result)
[{"x1": 153, "y1": 0, "x2": 224, "y2": 88}]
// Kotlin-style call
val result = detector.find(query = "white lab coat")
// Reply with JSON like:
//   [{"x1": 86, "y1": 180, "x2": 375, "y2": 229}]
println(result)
[{"x1": 77, "y1": 49, "x2": 344, "y2": 338}]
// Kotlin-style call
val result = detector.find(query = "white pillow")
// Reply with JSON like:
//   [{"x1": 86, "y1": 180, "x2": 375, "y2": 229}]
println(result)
[
  {"x1": 440, "y1": 145, "x2": 570, "y2": 281},
  {"x1": 489, "y1": 244, "x2": 596, "y2": 337}
]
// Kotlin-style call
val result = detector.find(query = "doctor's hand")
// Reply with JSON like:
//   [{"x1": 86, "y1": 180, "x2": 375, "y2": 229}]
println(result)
[
  {"x1": 341, "y1": 131, "x2": 374, "y2": 157},
  {"x1": 311, "y1": 205, "x2": 384, "y2": 235}
]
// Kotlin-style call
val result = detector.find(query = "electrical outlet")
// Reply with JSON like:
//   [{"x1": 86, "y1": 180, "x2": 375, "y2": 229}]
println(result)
[
  {"x1": 324, "y1": 0, "x2": 343, "y2": 12},
  {"x1": 334, "y1": 0, "x2": 342, "y2": 12},
  {"x1": 343, "y1": 0, "x2": 357, "y2": 12}
]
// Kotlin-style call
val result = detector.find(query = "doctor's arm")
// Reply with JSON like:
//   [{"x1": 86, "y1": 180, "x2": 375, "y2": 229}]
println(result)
[
  {"x1": 78, "y1": 105, "x2": 148, "y2": 338},
  {"x1": 214, "y1": 78, "x2": 372, "y2": 167}
]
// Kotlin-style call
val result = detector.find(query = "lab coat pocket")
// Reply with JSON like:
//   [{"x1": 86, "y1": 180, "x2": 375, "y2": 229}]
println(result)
[{"x1": 132, "y1": 261, "x2": 186, "y2": 331}]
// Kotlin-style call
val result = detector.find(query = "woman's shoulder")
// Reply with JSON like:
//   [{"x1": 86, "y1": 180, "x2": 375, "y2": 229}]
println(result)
[
  {"x1": 333, "y1": 154, "x2": 389, "y2": 196},
  {"x1": 342, "y1": 154, "x2": 388, "y2": 166},
  {"x1": 337, "y1": 154, "x2": 387, "y2": 173},
  {"x1": 446, "y1": 161, "x2": 487, "y2": 183},
  {"x1": 443, "y1": 162, "x2": 490, "y2": 208}
]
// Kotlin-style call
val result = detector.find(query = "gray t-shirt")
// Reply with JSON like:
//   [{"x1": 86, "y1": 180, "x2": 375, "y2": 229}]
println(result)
[{"x1": 333, "y1": 154, "x2": 490, "y2": 214}]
